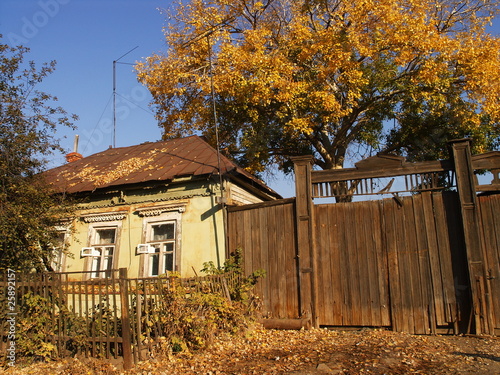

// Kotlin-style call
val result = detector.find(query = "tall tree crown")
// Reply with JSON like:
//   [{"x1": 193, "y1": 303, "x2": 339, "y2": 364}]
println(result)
[{"x1": 137, "y1": 0, "x2": 500, "y2": 173}]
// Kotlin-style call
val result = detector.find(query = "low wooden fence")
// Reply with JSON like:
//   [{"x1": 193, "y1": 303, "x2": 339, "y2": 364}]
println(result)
[{"x1": 0, "y1": 269, "x2": 238, "y2": 368}]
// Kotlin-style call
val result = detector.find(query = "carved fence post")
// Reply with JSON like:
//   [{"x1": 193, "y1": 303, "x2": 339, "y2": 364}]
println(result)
[
  {"x1": 450, "y1": 139, "x2": 493, "y2": 335},
  {"x1": 119, "y1": 268, "x2": 133, "y2": 369},
  {"x1": 292, "y1": 156, "x2": 319, "y2": 328}
]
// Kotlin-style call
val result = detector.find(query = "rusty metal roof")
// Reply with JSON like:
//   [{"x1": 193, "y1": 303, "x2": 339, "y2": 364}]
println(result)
[{"x1": 44, "y1": 135, "x2": 280, "y2": 198}]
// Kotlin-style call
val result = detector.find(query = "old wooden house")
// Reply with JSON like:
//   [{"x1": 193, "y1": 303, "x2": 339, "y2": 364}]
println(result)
[{"x1": 43, "y1": 136, "x2": 280, "y2": 279}]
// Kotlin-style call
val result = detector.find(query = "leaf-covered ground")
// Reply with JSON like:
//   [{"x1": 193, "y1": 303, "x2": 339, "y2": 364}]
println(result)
[{"x1": 2, "y1": 328, "x2": 500, "y2": 374}]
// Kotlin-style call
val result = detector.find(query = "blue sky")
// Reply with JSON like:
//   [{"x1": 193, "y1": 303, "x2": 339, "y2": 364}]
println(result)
[
  {"x1": 1, "y1": 0, "x2": 499, "y2": 198},
  {"x1": 0, "y1": 0, "x2": 297, "y2": 197}
]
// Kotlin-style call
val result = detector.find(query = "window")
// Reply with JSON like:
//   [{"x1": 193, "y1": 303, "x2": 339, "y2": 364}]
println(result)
[
  {"x1": 144, "y1": 221, "x2": 176, "y2": 276},
  {"x1": 89, "y1": 226, "x2": 117, "y2": 278},
  {"x1": 137, "y1": 205, "x2": 184, "y2": 278}
]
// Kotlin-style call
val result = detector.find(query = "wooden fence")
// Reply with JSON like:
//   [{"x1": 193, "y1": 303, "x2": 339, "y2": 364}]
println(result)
[
  {"x1": 228, "y1": 139, "x2": 500, "y2": 335},
  {"x1": 0, "y1": 269, "x2": 238, "y2": 368}
]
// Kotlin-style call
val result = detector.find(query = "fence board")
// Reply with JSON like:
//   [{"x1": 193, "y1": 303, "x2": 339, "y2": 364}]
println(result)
[
  {"x1": 413, "y1": 194, "x2": 434, "y2": 334},
  {"x1": 433, "y1": 193, "x2": 459, "y2": 326},
  {"x1": 478, "y1": 194, "x2": 500, "y2": 333},
  {"x1": 373, "y1": 201, "x2": 391, "y2": 326},
  {"x1": 316, "y1": 205, "x2": 335, "y2": 324}
]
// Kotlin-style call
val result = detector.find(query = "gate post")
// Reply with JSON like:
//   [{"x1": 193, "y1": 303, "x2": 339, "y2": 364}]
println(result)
[
  {"x1": 292, "y1": 156, "x2": 319, "y2": 328},
  {"x1": 450, "y1": 139, "x2": 493, "y2": 335},
  {"x1": 119, "y1": 268, "x2": 133, "y2": 369}
]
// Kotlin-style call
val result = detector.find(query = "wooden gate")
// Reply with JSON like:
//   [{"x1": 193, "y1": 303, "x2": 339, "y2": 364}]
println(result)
[
  {"x1": 228, "y1": 139, "x2": 500, "y2": 335},
  {"x1": 315, "y1": 192, "x2": 469, "y2": 334}
]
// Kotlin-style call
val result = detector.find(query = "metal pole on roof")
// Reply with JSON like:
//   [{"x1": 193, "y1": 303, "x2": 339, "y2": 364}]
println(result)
[
  {"x1": 207, "y1": 35, "x2": 225, "y2": 200},
  {"x1": 207, "y1": 35, "x2": 228, "y2": 269},
  {"x1": 113, "y1": 46, "x2": 138, "y2": 148},
  {"x1": 182, "y1": 25, "x2": 232, "y2": 268}
]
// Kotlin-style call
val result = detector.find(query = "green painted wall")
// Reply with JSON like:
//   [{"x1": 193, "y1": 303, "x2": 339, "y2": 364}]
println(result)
[{"x1": 62, "y1": 178, "x2": 227, "y2": 279}]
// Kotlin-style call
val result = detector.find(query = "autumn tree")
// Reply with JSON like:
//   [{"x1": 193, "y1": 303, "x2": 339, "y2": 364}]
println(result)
[
  {"x1": 0, "y1": 39, "x2": 77, "y2": 271},
  {"x1": 137, "y1": 0, "x2": 500, "y2": 174}
]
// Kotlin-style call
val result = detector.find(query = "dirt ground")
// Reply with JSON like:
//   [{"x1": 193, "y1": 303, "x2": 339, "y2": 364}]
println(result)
[{"x1": 2, "y1": 328, "x2": 500, "y2": 374}]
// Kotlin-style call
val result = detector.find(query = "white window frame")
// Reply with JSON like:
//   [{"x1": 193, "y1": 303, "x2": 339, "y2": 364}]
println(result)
[
  {"x1": 140, "y1": 211, "x2": 182, "y2": 277},
  {"x1": 86, "y1": 221, "x2": 121, "y2": 278}
]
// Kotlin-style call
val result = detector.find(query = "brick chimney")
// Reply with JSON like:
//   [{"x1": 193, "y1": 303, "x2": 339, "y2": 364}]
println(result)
[
  {"x1": 65, "y1": 152, "x2": 83, "y2": 163},
  {"x1": 66, "y1": 134, "x2": 83, "y2": 162}
]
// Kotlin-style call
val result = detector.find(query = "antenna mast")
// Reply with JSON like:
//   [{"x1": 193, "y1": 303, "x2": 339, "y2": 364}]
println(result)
[{"x1": 113, "y1": 46, "x2": 138, "y2": 148}]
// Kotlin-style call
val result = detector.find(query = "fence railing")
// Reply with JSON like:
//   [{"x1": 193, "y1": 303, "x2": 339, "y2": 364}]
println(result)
[{"x1": 0, "y1": 268, "x2": 239, "y2": 369}]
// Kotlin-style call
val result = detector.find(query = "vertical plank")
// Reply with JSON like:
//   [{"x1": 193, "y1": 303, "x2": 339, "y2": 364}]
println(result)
[
  {"x1": 373, "y1": 200, "x2": 391, "y2": 326},
  {"x1": 395, "y1": 197, "x2": 413, "y2": 333},
  {"x1": 432, "y1": 193, "x2": 458, "y2": 325},
  {"x1": 421, "y1": 192, "x2": 446, "y2": 326},
  {"x1": 329, "y1": 204, "x2": 344, "y2": 326},
  {"x1": 362, "y1": 202, "x2": 379, "y2": 326},
  {"x1": 119, "y1": 269, "x2": 133, "y2": 370},
  {"x1": 412, "y1": 194, "x2": 434, "y2": 334},
  {"x1": 404, "y1": 196, "x2": 425, "y2": 333},
  {"x1": 383, "y1": 198, "x2": 403, "y2": 332},
  {"x1": 315, "y1": 205, "x2": 334, "y2": 324},
  {"x1": 478, "y1": 195, "x2": 500, "y2": 330},
  {"x1": 273, "y1": 205, "x2": 286, "y2": 318},
  {"x1": 337, "y1": 203, "x2": 352, "y2": 325},
  {"x1": 283, "y1": 203, "x2": 300, "y2": 318}
]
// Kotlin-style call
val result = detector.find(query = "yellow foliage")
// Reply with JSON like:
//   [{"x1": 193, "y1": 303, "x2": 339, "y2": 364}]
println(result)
[{"x1": 137, "y1": 0, "x2": 500, "y2": 172}]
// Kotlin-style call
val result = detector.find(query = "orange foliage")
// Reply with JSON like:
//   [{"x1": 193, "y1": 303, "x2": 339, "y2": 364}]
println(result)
[{"x1": 137, "y1": 0, "x2": 500, "y2": 171}]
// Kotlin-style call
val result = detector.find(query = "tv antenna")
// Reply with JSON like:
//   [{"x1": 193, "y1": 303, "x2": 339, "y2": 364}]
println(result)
[{"x1": 113, "y1": 46, "x2": 139, "y2": 148}]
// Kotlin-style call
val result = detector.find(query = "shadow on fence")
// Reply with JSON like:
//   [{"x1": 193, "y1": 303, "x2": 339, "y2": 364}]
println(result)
[{"x1": 0, "y1": 268, "x2": 240, "y2": 369}]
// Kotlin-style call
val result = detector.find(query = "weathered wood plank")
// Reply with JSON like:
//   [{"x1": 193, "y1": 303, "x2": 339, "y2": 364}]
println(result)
[
  {"x1": 284, "y1": 203, "x2": 300, "y2": 318},
  {"x1": 311, "y1": 160, "x2": 454, "y2": 184},
  {"x1": 478, "y1": 195, "x2": 500, "y2": 329},
  {"x1": 373, "y1": 200, "x2": 391, "y2": 326},
  {"x1": 396, "y1": 198, "x2": 413, "y2": 333},
  {"x1": 335, "y1": 204, "x2": 349, "y2": 325},
  {"x1": 315, "y1": 205, "x2": 333, "y2": 324},
  {"x1": 361, "y1": 201, "x2": 377, "y2": 326},
  {"x1": 405, "y1": 197, "x2": 426, "y2": 334},
  {"x1": 490, "y1": 195, "x2": 500, "y2": 330},
  {"x1": 357, "y1": 201, "x2": 374, "y2": 326},
  {"x1": 383, "y1": 198, "x2": 403, "y2": 332},
  {"x1": 329, "y1": 204, "x2": 345, "y2": 325},
  {"x1": 421, "y1": 192, "x2": 446, "y2": 326},
  {"x1": 412, "y1": 194, "x2": 434, "y2": 334},
  {"x1": 432, "y1": 193, "x2": 458, "y2": 325},
  {"x1": 344, "y1": 203, "x2": 363, "y2": 325}
]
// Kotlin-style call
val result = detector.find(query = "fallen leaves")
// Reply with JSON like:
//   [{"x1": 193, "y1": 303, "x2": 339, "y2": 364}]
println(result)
[{"x1": 2, "y1": 328, "x2": 500, "y2": 374}]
